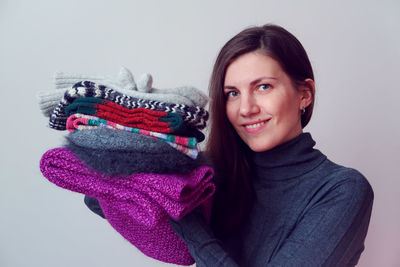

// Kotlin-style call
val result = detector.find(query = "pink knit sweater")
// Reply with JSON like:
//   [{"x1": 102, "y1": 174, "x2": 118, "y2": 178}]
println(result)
[{"x1": 40, "y1": 147, "x2": 215, "y2": 265}]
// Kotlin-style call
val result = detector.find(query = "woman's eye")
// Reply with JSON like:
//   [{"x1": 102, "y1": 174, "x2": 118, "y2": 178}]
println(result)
[
  {"x1": 226, "y1": 91, "x2": 239, "y2": 98},
  {"x1": 258, "y1": 84, "x2": 271, "y2": 91}
]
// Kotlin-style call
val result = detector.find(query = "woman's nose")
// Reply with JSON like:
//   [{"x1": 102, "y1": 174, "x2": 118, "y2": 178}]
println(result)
[{"x1": 239, "y1": 94, "x2": 260, "y2": 117}]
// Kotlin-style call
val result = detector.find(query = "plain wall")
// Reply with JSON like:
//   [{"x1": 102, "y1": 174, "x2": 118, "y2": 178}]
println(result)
[{"x1": 1, "y1": 0, "x2": 399, "y2": 266}]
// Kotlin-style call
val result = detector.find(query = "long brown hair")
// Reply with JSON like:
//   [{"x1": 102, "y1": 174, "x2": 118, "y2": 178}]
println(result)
[{"x1": 206, "y1": 24, "x2": 315, "y2": 237}]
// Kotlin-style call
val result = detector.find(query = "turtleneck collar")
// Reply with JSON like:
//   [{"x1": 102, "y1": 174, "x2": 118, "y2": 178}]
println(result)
[{"x1": 251, "y1": 132, "x2": 327, "y2": 181}]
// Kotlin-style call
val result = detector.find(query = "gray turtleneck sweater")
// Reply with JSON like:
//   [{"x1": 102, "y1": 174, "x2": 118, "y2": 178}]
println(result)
[{"x1": 170, "y1": 133, "x2": 374, "y2": 266}]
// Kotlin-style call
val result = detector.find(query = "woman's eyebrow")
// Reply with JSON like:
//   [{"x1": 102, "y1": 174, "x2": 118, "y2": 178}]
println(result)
[
  {"x1": 224, "y1": 76, "x2": 277, "y2": 90},
  {"x1": 249, "y1": 76, "x2": 277, "y2": 86},
  {"x1": 223, "y1": 85, "x2": 237, "y2": 90}
]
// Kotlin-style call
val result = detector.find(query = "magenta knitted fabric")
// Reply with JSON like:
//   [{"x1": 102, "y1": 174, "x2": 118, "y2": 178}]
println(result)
[{"x1": 39, "y1": 147, "x2": 215, "y2": 265}]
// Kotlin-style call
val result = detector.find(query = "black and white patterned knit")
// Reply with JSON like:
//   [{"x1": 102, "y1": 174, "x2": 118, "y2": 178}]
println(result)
[{"x1": 49, "y1": 81, "x2": 209, "y2": 130}]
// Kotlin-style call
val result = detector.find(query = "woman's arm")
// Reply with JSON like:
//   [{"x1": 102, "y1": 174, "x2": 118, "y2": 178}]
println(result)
[{"x1": 169, "y1": 210, "x2": 239, "y2": 267}]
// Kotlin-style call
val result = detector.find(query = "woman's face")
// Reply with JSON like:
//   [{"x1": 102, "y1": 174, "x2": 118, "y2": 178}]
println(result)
[{"x1": 224, "y1": 51, "x2": 309, "y2": 152}]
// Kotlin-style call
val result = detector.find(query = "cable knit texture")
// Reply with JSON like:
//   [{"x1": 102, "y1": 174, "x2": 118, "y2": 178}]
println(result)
[{"x1": 40, "y1": 147, "x2": 215, "y2": 265}]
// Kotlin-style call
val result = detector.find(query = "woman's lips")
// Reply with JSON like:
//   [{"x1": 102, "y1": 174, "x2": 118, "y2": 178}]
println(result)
[{"x1": 242, "y1": 119, "x2": 270, "y2": 133}]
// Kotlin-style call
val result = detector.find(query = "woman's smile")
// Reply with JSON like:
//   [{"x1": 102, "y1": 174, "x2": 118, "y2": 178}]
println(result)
[{"x1": 242, "y1": 119, "x2": 270, "y2": 133}]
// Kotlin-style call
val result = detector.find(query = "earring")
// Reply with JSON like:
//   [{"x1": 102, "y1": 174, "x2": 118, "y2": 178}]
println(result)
[{"x1": 302, "y1": 107, "x2": 306, "y2": 114}]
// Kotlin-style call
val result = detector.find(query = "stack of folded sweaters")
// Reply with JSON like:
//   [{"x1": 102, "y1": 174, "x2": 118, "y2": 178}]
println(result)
[{"x1": 38, "y1": 67, "x2": 215, "y2": 265}]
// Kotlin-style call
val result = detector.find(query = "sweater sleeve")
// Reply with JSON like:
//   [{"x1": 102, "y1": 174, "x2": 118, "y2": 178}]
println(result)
[
  {"x1": 170, "y1": 170, "x2": 373, "y2": 267},
  {"x1": 169, "y1": 210, "x2": 240, "y2": 267},
  {"x1": 84, "y1": 195, "x2": 106, "y2": 219}
]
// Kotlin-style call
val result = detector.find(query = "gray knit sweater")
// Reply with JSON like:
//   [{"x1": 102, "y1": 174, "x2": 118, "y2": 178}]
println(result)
[{"x1": 170, "y1": 133, "x2": 374, "y2": 266}]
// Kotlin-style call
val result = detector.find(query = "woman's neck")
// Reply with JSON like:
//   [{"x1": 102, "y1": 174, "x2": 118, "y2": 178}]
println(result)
[{"x1": 251, "y1": 132, "x2": 326, "y2": 181}]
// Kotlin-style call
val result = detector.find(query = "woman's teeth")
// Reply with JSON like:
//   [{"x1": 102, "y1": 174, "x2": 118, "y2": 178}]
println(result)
[{"x1": 245, "y1": 122, "x2": 265, "y2": 129}]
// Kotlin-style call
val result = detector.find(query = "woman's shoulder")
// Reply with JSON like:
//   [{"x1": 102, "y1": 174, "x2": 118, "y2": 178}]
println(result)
[{"x1": 318, "y1": 159, "x2": 374, "y2": 202}]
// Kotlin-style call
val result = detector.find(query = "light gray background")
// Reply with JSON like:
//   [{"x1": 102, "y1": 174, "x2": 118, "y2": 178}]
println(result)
[{"x1": 1, "y1": 0, "x2": 399, "y2": 266}]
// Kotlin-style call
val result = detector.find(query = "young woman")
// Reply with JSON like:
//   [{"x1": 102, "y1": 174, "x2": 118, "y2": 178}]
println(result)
[{"x1": 169, "y1": 24, "x2": 374, "y2": 266}]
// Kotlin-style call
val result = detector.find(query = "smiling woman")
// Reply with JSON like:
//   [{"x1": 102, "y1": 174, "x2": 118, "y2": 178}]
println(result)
[
  {"x1": 223, "y1": 51, "x2": 314, "y2": 152},
  {"x1": 169, "y1": 24, "x2": 374, "y2": 267}
]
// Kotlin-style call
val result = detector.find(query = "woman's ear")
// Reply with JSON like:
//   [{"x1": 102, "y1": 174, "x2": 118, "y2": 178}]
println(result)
[{"x1": 299, "y1": 78, "x2": 315, "y2": 109}]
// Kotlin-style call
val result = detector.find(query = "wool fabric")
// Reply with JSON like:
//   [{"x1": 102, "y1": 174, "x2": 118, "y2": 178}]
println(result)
[
  {"x1": 66, "y1": 114, "x2": 198, "y2": 158},
  {"x1": 64, "y1": 141, "x2": 205, "y2": 175},
  {"x1": 84, "y1": 195, "x2": 105, "y2": 218},
  {"x1": 65, "y1": 128, "x2": 207, "y2": 174},
  {"x1": 49, "y1": 81, "x2": 209, "y2": 131},
  {"x1": 37, "y1": 90, "x2": 66, "y2": 117},
  {"x1": 37, "y1": 67, "x2": 135, "y2": 117},
  {"x1": 65, "y1": 113, "x2": 197, "y2": 148},
  {"x1": 66, "y1": 97, "x2": 205, "y2": 141},
  {"x1": 66, "y1": 128, "x2": 183, "y2": 152},
  {"x1": 39, "y1": 147, "x2": 215, "y2": 265},
  {"x1": 65, "y1": 97, "x2": 183, "y2": 133},
  {"x1": 54, "y1": 67, "x2": 209, "y2": 107},
  {"x1": 55, "y1": 66, "x2": 137, "y2": 92}
]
